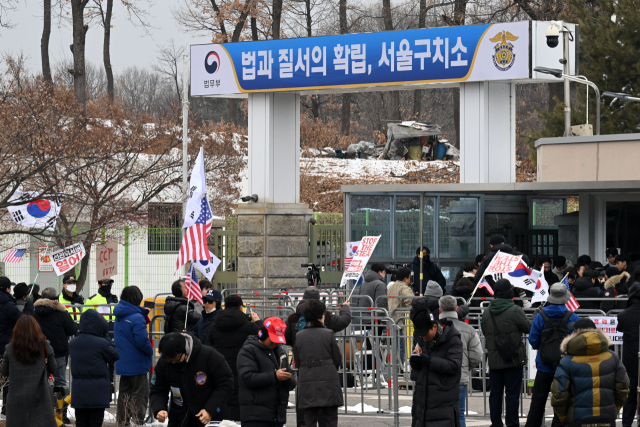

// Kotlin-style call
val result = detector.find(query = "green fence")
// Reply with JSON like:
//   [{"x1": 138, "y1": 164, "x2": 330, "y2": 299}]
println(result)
[{"x1": 309, "y1": 224, "x2": 344, "y2": 285}]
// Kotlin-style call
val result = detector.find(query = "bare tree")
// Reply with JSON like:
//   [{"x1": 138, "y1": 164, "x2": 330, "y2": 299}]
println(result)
[
  {"x1": 41, "y1": 0, "x2": 53, "y2": 86},
  {"x1": 0, "y1": 0, "x2": 17, "y2": 29},
  {"x1": 153, "y1": 40, "x2": 185, "y2": 108},
  {"x1": 69, "y1": 0, "x2": 90, "y2": 112}
]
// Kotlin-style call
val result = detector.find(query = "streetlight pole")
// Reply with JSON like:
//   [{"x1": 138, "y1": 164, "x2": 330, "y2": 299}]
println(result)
[
  {"x1": 603, "y1": 92, "x2": 640, "y2": 103},
  {"x1": 562, "y1": 30, "x2": 571, "y2": 137}
]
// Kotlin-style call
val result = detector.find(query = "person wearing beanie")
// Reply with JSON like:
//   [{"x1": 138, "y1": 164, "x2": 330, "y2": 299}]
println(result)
[
  {"x1": 409, "y1": 306, "x2": 463, "y2": 427},
  {"x1": 602, "y1": 265, "x2": 630, "y2": 312},
  {"x1": 551, "y1": 318, "x2": 629, "y2": 425},
  {"x1": 286, "y1": 286, "x2": 351, "y2": 427},
  {"x1": 423, "y1": 280, "x2": 443, "y2": 321},
  {"x1": 524, "y1": 284, "x2": 579, "y2": 427},
  {"x1": 481, "y1": 278, "x2": 532, "y2": 427},
  {"x1": 617, "y1": 282, "x2": 640, "y2": 427},
  {"x1": 552, "y1": 255, "x2": 573, "y2": 281}
]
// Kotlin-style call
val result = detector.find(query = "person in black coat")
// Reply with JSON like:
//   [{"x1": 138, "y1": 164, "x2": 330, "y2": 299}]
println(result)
[
  {"x1": 190, "y1": 289, "x2": 222, "y2": 344},
  {"x1": 473, "y1": 235, "x2": 530, "y2": 284},
  {"x1": 205, "y1": 294, "x2": 262, "y2": 421},
  {"x1": 616, "y1": 282, "x2": 640, "y2": 427},
  {"x1": 571, "y1": 276, "x2": 601, "y2": 309},
  {"x1": 150, "y1": 332, "x2": 234, "y2": 427},
  {"x1": 69, "y1": 309, "x2": 120, "y2": 427},
  {"x1": 410, "y1": 307, "x2": 463, "y2": 427},
  {"x1": 237, "y1": 317, "x2": 296, "y2": 427},
  {"x1": 164, "y1": 280, "x2": 202, "y2": 333},
  {"x1": 412, "y1": 246, "x2": 446, "y2": 294}
]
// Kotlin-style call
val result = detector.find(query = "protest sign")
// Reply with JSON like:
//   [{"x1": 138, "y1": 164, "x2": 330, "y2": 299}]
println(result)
[
  {"x1": 339, "y1": 241, "x2": 361, "y2": 288},
  {"x1": 51, "y1": 243, "x2": 86, "y2": 276},
  {"x1": 342, "y1": 236, "x2": 380, "y2": 285},
  {"x1": 96, "y1": 241, "x2": 118, "y2": 280},
  {"x1": 590, "y1": 317, "x2": 623, "y2": 344},
  {"x1": 485, "y1": 251, "x2": 523, "y2": 275},
  {"x1": 38, "y1": 246, "x2": 54, "y2": 273}
]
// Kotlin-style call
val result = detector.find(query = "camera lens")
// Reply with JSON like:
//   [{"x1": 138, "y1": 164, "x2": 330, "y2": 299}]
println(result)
[{"x1": 546, "y1": 36, "x2": 559, "y2": 48}]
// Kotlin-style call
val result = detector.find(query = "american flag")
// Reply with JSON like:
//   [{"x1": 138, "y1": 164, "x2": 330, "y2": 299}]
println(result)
[
  {"x1": 560, "y1": 273, "x2": 580, "y2": 311},
  {"x1": 176, "y1": 196, "x2": 213, "y2": 271},
  {"x1": 185, "y1": 265, "x2": 203, "y2": 305},
  {"x1": 3, "y1": 249, "x2": 26, "y2": 263},
  {"x1": 478, "y1": 276, "x2": 494, "y2": 296}
]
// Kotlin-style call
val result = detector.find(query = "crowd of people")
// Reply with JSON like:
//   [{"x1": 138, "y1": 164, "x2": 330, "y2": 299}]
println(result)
[{"x1": 0, "y1": 234, "x2": 638, "y2": 427}]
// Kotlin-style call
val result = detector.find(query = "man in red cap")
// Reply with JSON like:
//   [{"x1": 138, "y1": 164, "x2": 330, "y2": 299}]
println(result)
[{"x1": 236, "y1": 316, "x2": 296, "y2": 427}]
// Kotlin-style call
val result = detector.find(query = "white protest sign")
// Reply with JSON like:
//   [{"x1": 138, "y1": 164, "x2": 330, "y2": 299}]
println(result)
[
  {"x1": 485, "y1": 251, "x2": 523, "y2": 275},
  {"x1": 339, "y1": 240, "x2": 362, "y2": 288},
  {"x1": 342, "y1": 236, "x2": 381, "y2": 284},
  {"x1": 38, "y1": 246, "x2": 54, "y2": 273},
  {"x1": 51, "y1": 243, "x2": 86, "y2": 276},
  {"x1": 96, "y1": 240, "x2": 118, "y2": 280},
  {"x1": 590, "y1": 317, "x2": 623, "y2": 344}
]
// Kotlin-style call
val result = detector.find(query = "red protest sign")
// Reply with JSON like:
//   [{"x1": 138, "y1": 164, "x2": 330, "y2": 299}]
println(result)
[
  {"x1": 51, "y1": 243, "x2": 86, "y2": 276},
  {"x1": 485, "y1": 251, "x2": 523, "y2": 275}
]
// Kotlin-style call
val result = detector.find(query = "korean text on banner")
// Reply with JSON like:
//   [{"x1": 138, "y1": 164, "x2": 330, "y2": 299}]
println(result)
[
  {"x1": 342, "y1": 236, "x2": 381, "y2": 283},
  {"x1": 51, "y1": 243, "x2": 86, "y2": 276},
  {"x1": 590, "y1": 317, "x2": 622, "y2": 344},
  {"x1": 96, "y1": 240, "x2": 118, "y2": 280},
  {"x1": 485, "y1": 251, "x2": 523, "y2": 275}
]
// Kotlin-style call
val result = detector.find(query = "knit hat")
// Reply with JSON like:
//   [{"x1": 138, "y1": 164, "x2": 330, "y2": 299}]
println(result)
[
  {"x1": 547, "y1": 283, "x2": 570, "y2": 305},
  {"x1": 224, "y1": 294, "x2": 245, "y2": 308},
  {"x1": 494, "y1": 279, "x2": 514, "y2": 299},
  {"x1": 302, "y1": 286, "x2": 320, "y2": 300},
  {"x1": 569, "y1": 318, "x2": 597, "y2": 330},
  {"x1": 411, "y1": 308, "x2": 436, "y2": 337},
  {"x1": 13, "y1": 283, "x2": 29, "y2": 299},
  {"x1": 424, "y1": 280, "x2": 443, "y2": 297},
  {"x1": 605, "y1": 266, "x2": 620, "y2": 278}
]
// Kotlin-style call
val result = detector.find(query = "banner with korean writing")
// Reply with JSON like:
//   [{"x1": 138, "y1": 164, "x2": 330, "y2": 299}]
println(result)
[
  {"x1": 191, "y1": 21, "x2": 529, "y2": 96},
  {"x1": 96, "y1": 240, "x2": 118, "y2": 280},
  {"x1": 51, "y1": 243, "x2": 86, "y2": 276},
  {"x1": 485, "y1": 251, "x2": 523, "y2": 275},
  {"x1": 341, "y1": 236, "x2": 381, "y2": 285},
  {"x1": 590, "y1": 317, "x2": 623, "y2": 344}
]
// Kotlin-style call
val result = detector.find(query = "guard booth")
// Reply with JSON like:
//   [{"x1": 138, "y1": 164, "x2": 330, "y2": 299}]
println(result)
[{"x1": 191, "y1": 21, "x2": 580, "y2": 289}]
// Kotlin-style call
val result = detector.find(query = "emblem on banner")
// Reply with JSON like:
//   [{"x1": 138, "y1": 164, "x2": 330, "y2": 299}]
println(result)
[
  {"x1": 205, "y1": 51, "x2": 221, "y2": 74},
  {"x1": 489, "y1": 31, "x2": 519, "y2": 71}
]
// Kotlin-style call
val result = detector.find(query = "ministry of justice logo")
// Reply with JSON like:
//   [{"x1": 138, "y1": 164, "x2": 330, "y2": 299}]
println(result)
[{"x1": 489, "y1": 31, "x2": 519, "y2": 71}]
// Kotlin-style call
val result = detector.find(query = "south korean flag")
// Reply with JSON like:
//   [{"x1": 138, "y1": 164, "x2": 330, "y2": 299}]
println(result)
[{"x1": 193, "y1": 251, "x2": 222, "y2": 281}]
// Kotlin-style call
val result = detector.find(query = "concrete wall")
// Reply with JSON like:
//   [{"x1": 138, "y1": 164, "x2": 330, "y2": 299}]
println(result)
[{"x1": 536, "y1": 134, "x2": 640, "y2": 182}]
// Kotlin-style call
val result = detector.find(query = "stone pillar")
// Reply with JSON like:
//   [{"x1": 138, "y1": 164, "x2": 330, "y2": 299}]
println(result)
[{"x1": 237, "y1": 203, "x2": 313, "y2": 289}]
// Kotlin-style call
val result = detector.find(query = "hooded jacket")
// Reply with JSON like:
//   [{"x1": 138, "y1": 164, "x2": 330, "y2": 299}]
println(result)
[
  {"x1": 571, "y1": 277, "x2": 601, "y2": 309},
  {"x1": 293, "y1": 320, "x2": 343, "y2": 409},
  {"x1": 237, "y1": 335, "x2": 296, "y2": 424},
  {"x1": 33, "y1": 298, "x2": 78, "y2": 358},
  {"x1": 410, "y1": 319, "x2": 463, "y2": 427},
  {"x1": 150, "y1": 334, "x2": 234, "y2": 427},
  {"x1": 527, "y1": 304, "x2": 579, "y2": 373},
  {"x1": 412, "y1": 256, "x2": 446, "y2": 293},
  {"x1": 69, "y1": 309, "x2": 120, "y2": 408},
  {"x1": 357, "y1": 270, "x2": 388, "y2": 309},
  {"x1": 439, "y1": 311, "x2": 482, "y2": 385},
  {"x1": 284, "y1": 300, "x2": 351, "y2": 349},
  {"x1": 601, "y1": 272, "x2": 630, "y2": 312},
  {"x1": 551, "y1": 329, "x2": 629, "y2": 424},
  {"x1": 205, "y1": 308, "x2": 262, "y2": 421},
  {"x1": 114, "y1": 300, "x2": 153, "y2": 376},
  {"x1": 0, "y1": 290, "x2": 33, "y2": 355},
  {"x1": 387, "y1": 280, "x2": 414, "y2": 322},
  {"x1": 616, "y1": 284, "x2": 640, "y2": 375},
  {"x1": 473, "y1": 244, "x2": 530, "y2": 283},
  {"x1": 480, "y1": 299, "x2": 532, "y2": 370},
  {"x1": 164, "y1": 297, "x2": 202, "y2": 333}
]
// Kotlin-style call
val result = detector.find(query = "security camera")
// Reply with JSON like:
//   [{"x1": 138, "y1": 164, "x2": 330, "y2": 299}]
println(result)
[
  {"x1": 546, "y1": 23, "x2": 560, "y2": 48},
  {"x1": 241, "y1": 194, "x2": 259, "y2": 203}
]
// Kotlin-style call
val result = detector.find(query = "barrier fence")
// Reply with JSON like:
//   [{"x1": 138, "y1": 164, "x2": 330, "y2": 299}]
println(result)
[{"x1": 57, "y1": 294, "x2": 632, "y2": 427}]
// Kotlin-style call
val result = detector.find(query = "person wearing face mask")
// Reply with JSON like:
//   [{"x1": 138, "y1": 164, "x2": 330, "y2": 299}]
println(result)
[
  {"x1": 150, "y1": 332, "x2": 234, "y2": 427},
  {"x1": 190, "y1": 289, "x2": 222, "y2": 345},
  {"x1": 411, "y1": 246, "x2": 446, "y2": 295},
  {"x1": 58, "y1": 274, "x2": 85, "y2": 323},
  {"x1": 86, "y1": 278, "x2": 118, "y2": 327}
]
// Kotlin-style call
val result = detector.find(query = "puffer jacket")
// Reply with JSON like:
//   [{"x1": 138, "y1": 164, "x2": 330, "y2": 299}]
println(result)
[
  {"x1": 527, "y1": 304, "x2": 579, "y2": 373},
  {"x1": 615, "y1": 284, "x2": 640, "y2": 375},
  {"x1": 410, "y1": 320, "x2": 463, "y2": 427},
  {"x1": 293, "y1": 320, "x2": 343, "y2": 409},
  {"x1": 480, "y1": 299, "x2": 532, "y2": 370},
  {"x1": 163, "y1": 297, "x2": 201, "y2": 333},
  {"x1": 412, "y1": 256, "x2": 446, "y2": 293},
  {"x1": 474, "y1": 244, "x2": 530, "y2": 283},
  {"x1": 113, "y1": 300, "x2": 153, "y2": 377},
  {"x1": 439, "y1": 311, "x2": 482, "y2": 385},
  {"x1": 0, "y1": 290, "x2": 33, "y2": 355},
  {"x1": 601, "y1": 272, "x2": 630, "y2": 312},
  {"x1": 237, "y1": 335, "x2": 296, "y2": 424},
  {"x1": 387, "y1": 280, "x2": 414, "y2": 322},
  {"x1": 284, "y1": 300, "x2": 351, "y2": 349},
  {"x1": 33, "y1": 298, "x2": 78, "y2": 358},
  {"x1": 551, "y1": 328, "x2": 629, "y2": 424},
  {"x1": 572, "y1": 278, "x2": 601, "y2": 309},
  {"x1": 69, "y1": 310, "x2": 120, "y2": 408},
  {"x1": 356, "y1": 270, "x2": 387, "y2": 325}
]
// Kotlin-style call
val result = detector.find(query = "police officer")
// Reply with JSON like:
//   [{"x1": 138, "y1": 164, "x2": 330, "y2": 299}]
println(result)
[
  {"x1": 58, "y1": 274, "x2": 85, "y2": 323},
  {"x1": 150, "y1": 332, "x2": 234, "y2": 427},
  {"x1": 86, "y1": 278, "x2": 118, "y2": 325}
]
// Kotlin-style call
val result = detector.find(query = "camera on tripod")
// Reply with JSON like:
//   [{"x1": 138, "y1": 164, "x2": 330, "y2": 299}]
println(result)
[{"x1": 301, "y1": 263, "x2": 322, "y2": 287}]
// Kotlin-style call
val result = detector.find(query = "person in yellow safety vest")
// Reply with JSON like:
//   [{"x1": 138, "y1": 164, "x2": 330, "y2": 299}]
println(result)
[
  {"x1": 85, "y1": 278, "x2": 118, "y2": 328},
  {"x1": 57, "y1": 274, "x2": 85, "y2": 323}
]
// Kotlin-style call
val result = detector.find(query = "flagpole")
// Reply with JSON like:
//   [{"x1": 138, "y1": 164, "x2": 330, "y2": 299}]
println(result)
[
  {"x1": 184, "y1": 261, "x2": 195, "y2": 331},
  {"x1": 28, "y1": 244, "x2": 51, "y2": 299},
  {"x1": 467, "y1": 274, "x2": 486, "y2": 303},
  {"x1": 181, "y1": 52, "x2": 190, "y2": 277},
  {"x1": 346, "y1": 275, "x2": 361, "y2": 302}
]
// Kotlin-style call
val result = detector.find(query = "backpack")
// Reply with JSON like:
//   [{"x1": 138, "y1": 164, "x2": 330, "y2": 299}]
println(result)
[
  {"x1": 538, "y1": 310, "x2": 573, "y2": 368},
  {"x1": 489, "y1": 311, "x2": 519, "y2": 362},
  {"x1": 296, "y1": 316, "x2": 307, "y2": 332}
]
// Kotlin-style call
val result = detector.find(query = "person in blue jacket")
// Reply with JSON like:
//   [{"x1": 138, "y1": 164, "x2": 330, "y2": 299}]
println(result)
[
  {"x1": 191, "y1": 289, "x2": 222, "y2": 344},
  {"x1": 524, "y1": 283, "x2": 579, "y2": 427},
  {"x1": 69, "y1": 309, "x2": 120, "y2": 427},
  {"x1": 114, "y1": 285, "x2": 153, "y2": 426}
]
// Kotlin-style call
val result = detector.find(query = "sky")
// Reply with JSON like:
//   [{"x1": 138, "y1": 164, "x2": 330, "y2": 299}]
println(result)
[{"x1": 2, "y1": 1, "x2": 212, "y2": 74}]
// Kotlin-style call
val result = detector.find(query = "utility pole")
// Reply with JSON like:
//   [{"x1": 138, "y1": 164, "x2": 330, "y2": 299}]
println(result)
[{"x1": 563, "y1": 29, "x2": 571, "y2": 137}]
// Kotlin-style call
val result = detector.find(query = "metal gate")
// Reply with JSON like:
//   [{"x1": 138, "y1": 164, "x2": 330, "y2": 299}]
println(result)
[
  {"x1": 507, "y1": 229, "x2": 558, "y2": 266},
  {"x1": 212, "y1": 229, "x2": 238, "y2": 291},
  {"x1": 309, "y1": 224, "x2": 344, "y2": 286}
]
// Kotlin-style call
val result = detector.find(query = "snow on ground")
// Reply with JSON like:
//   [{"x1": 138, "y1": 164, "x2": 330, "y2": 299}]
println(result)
[{"x1": 301, "y1": 157, "x2": 459, "y2": 180}]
